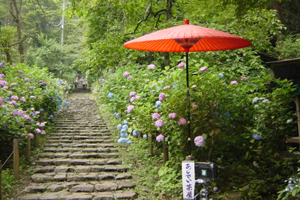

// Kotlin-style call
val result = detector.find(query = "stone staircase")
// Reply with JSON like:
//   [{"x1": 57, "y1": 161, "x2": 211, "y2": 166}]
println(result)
[{"x1": 20, "y1": 93, "x2": 137, "y2": 200}]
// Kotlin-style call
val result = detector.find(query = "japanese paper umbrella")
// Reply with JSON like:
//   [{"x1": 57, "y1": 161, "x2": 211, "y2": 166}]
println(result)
[{"x1": 124, "y1": 20, "x2": 252, "y2": 153}]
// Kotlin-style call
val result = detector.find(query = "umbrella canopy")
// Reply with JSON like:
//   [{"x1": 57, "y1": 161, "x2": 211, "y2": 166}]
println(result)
[{"x1": 124, "y1": 20, "x2": 252, "y2": 53}]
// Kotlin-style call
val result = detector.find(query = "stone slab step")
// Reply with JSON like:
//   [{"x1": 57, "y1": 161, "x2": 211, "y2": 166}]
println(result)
[
  {"x1": 43, "y1": 147, "x2": 117, "y2": 153},
  {"x1": 34, "y1": 165, "x2": 129, "y2": 173},
  {"x1": 50, "y1": 132, "x2": 111, "y2": 137},
  {"x1": 46, "y1": 139, "x2": 114, "y2": 144},
  {"x1": 48, "y1": 136, "x2": 111, "y2": 140},
  {"x1": 52, "y1": 130, "x2": 109, "y2": 133},
  {"x1": 37, "y1": 158, "x2": 122, "y2": 166},
  {"x1": 39, "y1": 152, "x2": 120, "y2": 159},
  {"x1": 23, "y1": 180, "x2": 135, "y2": 193},
  {"x1": 21, "y1": 190, "x2": 137, "y2": 200},
  {"x1": 44, "y1": 143, "x2": 117, "y2": 148},
  {"x1": 31, "y1": 172, "x2": 132, "y2": 183}
]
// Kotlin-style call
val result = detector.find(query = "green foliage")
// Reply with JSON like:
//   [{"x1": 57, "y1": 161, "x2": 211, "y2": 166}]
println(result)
[
  {"x1": 276, "y1": 35, "x2": 300, "y2": 59},
  {"x1": 1, "y1": 168, "x2": 18, "y2": 198}
]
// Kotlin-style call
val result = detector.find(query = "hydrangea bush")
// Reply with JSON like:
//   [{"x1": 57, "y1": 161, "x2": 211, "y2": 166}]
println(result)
[
  {"x1": 93, "y1": 60, "x2": 297, "y2": 199},
  {"x1": 0, "y1": 62, "x2": 66, "y2": 160}
]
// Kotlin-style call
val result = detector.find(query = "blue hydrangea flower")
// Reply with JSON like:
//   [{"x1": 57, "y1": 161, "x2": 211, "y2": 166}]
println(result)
[
  {"x1": 5, "y1": 97, "x2": 10, "y2": 101},
  {"x1": 107, "y1": 92, "x2": 113, "y2": 98},
  {"x1": 155, "y1": 101, "x2": 162, "y2": 109},
  {"x1": 126, "y1": 140, "x2": 132, "y2": 144},
  {"x1": 132, "y1": 130, "x2": 138, "y2": 136},
  {"x1": 252, "y1": 97, "x2": 260, "y2": 103},
  {"x1": 49, "y1": 115, "x2": 53, "y2": 119},
  {"x1": 218, "y1": 73, "x2": 224, "y2": 78},
  {"x1": 252, "y1": 134, "x2": 262, "y2": 140},
  {"x1": 120, "y1": 129, "x2": 127, "y2": 133},
  {"x1": 120, "y1": 133, "x2": 127, "y2": 138},
  {"x1": 63, "y1": 101, "x2": 68, "y2": 106},
  {"x1": 143, "y1": 134, "x2": 148, "y2": 139},
  {"x1": 114, "y1": 113, "x2": 120, "y2": 119},
  {"x1": 122, "y1": 125, "x2": 128, "y2": 130},
  {"x1": 40, "y1": 108, "x2": 44, "y2": 112},
  {"x1": 122, "y1": 120, "x2": 128, "y2": 125},
  {"x1": 262, "y1": 99, "x2": 269, "y2": 103},
  {"x1": 117, "y1": 124, "x2": 122, "y2": 130},
  {"x1": 58, "y1": 105, "x2": 62, "y2": 110}
]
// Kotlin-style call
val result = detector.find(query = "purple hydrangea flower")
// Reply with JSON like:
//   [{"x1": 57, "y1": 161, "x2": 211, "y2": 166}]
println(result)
[
  {"x1": 194, "y1": 136, "x2": 204, "y2": 147},
  {"x1": 159, "y1": 93, "x2": 165, "y2": 101},
  {"x1": 155, "y1": 120, "x2": 164, "y2": 127},
  {"x1": 262, "y1": 99, "x2": 269, "y2": 103},
  {"x1": 152, "y1": 113, "x2": 161, "y2": 120},
  {"x1": 123, "y1": 71, "x2": 130, "y2": 77},
  {"x1": 127, "y1": 75, "x2": 133, "y2": 80},
  {"x1": 178, "y1": 62, "x2": 186, "y2": 68},
  {"x1": 0, "y1": 97, "x2": 2, "y2": 105},
  {"x1": 0, "y1": 74, "x2": 5, "y2": 79},
  {"x1": 168, "y1": 113, "x2": 177, "y2": 118},
  {"x1": 199, "y1": 66, "x2": 208, "y2": 72},
  {"x1": 127, "y1": 105, "x2": 134, "y2": 113},
  {"x1": 129, "y1": 91, "x2": 136, "y2": 97},
  {"x1": 0, "y1": 80, "x2": 8, "y2": 86},
  {"x1": 148, "y1": 64, "x2": 155, "y2": 69},
  {"x1": 241, "y1": 77, "x2": 248, "y2": 81},
  {"x1": 230, "y1": 80, "x2": 238, "y2": 85},
  {"x1": 156, "y1": 134, "x2": 164, "y2": 142},
  {"x1": 178, "y1": 118, "x2": 187, "y2": 125},
  {"x1": 11, "y1": 95, "x2": 18, "y2": 100},
  {"x1": 9, "y1": 100, "x2": 18, "y2": 105},
  {"x1": 18, "y1": 70, "x2": 23, "y2": 74},
  {"x1": 252, "y1": 134, "x2": 262, "y2": 140}
]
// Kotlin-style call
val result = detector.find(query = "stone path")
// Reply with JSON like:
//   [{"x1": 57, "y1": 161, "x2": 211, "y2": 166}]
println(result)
[{"x1": 20, "y1": 92, "x2": 137, "y2": 200}]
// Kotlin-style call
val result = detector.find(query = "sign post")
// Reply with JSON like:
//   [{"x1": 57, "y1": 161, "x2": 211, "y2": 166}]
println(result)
[{"x1": 182, "y1": 160, "x2": 195, "y2": 200}]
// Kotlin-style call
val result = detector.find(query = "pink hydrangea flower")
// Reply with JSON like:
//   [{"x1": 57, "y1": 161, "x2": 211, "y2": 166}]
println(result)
[
  {"x1": 122, "y1": 85, "x2": 126, "y2": 88},
  {"x1": 155, "y1": 120, "x2": 164, "y2": 127},
  {"x1": 28, "y1": 133, "x2": 34, "y2": 139},
  {"x1": 148, "y1": 64, "x2": 155, "y2": 69},
  {"x1": 20, "y1": 97, "x2": 26, "y2": 102},
  {"x1": 241, "y1": 77, "x2": 248, "y2": 81},
  {"x1": 123, "y1": 71, "x2": 130, "y2": 77},
  {"x1": 0, "y1": 97, "x2": 3, "y2": 105},
  {"x1": 129, "y1": 91, "x2": 136, "y2": 97},
  {"x1": 130, "y1": 97, "x2": 136, "y2": 102},
  {"x1": 2, "y1": 105, "x2": 7, "y2": 108},
  {"x1": 163, "y1": 86, "x2": 170, "y2": 89},
  {"x1": 194, "y1": 136, "x2": 204, "y2": 147},
  {"x1": 11, "y1": 83, "x2": 17, "y2": 86},
  {"x1": 230, "y1": 80, "x2": 238, "y2": 85},
  {"x1": 156, "y1": 134, "x2": 164, "y2": 142},
  {"x1": 7, "y1": 91, "x2": 13, "y2": 95},
  {"x1": 0, "y1": 74, "x2": 5, "y2": 79},
  {"x1": 35, "y1": 128, "x2": 41, "y2": 133},
  {"x1": 11, "y1": 95, "x2": 18, "y2": 100},
  {"x1": 192, "y1": 104, "x2": 198, "y2": 108},
  {"x1": 127, "y1": 76, "x2": 133, "y2": 80},
  {"x1": 37, "y1": 122, "x2": 45, "y2": 127},
  {"x1": 127, "y1": 105, "x2": 134, "y2": 113},
  {"x1": 178, "y1": 118, "x2": 187, "y2": 125},
  {"x1": 191, "y1": 85, "x2": 197, "y2": 88},
  {"x1": 159, "y1": 93, "x2": 165, "y2": 101},
  {"x1": 24, "y1": 115, "x2": 31, "y2": 120},
  {"x1": 25, "y1": 78, "x2": 30, "y2": 82},
  {"x1": 40, "y1": 130, "x2": 46, "y2": 135},
  {"x1": 30, "y1": 96, "x2": 36, "y2": 99},
  {"x1": 168, "y1": 113, "x2": 177, "y2": 118},
  {"x1": 136, "y1": 95, "x2": 141, "y2": 99},
  {"x1": 178, "y1": 62, "x2": 186, "y2": 68},
  {"x1": 9, "y1": 100, "x2": 18, "y2": 105},
  {"x1": 2, "y1": 86, "x2": 8, "y2": 89},
  {"x1": 199, "y1": 66, "x2": 208, "y2": 72},
  {"x1": 152, "y1": 113, "x2": 161, "y2": 120}
]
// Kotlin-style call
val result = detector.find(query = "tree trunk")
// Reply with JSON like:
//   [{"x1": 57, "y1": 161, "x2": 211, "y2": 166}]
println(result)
[
  {"x1": 10, "y1": 0, "x2": 24, "y2": 63},
  {"x1": 163, "y1": 0, "x2": 173, "y2": 68}
]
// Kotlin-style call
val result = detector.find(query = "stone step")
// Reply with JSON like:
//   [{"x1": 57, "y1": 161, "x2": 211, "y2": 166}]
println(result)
[
  {"x1": 50, "y1": 132, "x2": 111, "y2": 137},
  {"x1": 48, "y1": 136, "x2": 112, "y2": 140},
  {"x1": 34, "y1": 165, "x2": 128, "y2": 173},
  {"x1": 39, "y1": 152, "x2": 120, "y2": 159},
  {"x1": 52, "y1": 130, "x2": 110, "y2": 133},
  {"x1": 21, "y1": 190, "x2": 137, "y2": 200},
  {"x1": 54, "y1": 126, "x2": 106, "y2": 129},
  {"x1": 31, "y1": 172, "x2": 132, "y2": 183},
  {"x1": 44, "y1": 143, "x2": 117, "y2": 148},
  {"x1": 23, "y1": 181, "x2": 135, "y2": 193},
  {"x1": 46, "y1": 139, "x2": 114, "y2": 144},
  {"x1": 43, "y1": 147, "x2": 117, "y2": 153},
  {"x1": 36, "y1": 158, "x2": 122, "y2": 166}
]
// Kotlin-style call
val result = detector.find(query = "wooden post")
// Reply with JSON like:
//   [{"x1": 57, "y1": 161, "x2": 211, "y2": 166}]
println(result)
[
  {"x1": 34, "y1": 132, "x2": 39, "y2": 147},
  {"x1": 148, "y1": 135, "x2": 153, "y2": 156},
  {"x1": 163, "y1": 146, "x2": 169, "y2": 164},
  {"x1": 26, "y1": 136, "x2": 31, "y2": 161},
  {"x1": 0, "y1": 160, "x2": 2, "y2": 200},
  {"x1": 25, "y1": 125, "x2": 31, "y2": 161},
  {"x1": 295, "y1": 96, "x2": 300, "y2": 139},
  {"x1": 13, "y1": 139, "x2": 19, "y2": 180}
]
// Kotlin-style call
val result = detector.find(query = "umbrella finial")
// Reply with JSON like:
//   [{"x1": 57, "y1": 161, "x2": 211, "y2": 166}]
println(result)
[{"x1": 184, "y1": 19, "x2": 189, "y2": 25}]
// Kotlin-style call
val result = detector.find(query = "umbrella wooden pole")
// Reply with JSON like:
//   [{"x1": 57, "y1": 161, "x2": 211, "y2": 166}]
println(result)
[{"x1": 185, "y1": 52, "x2": 191, "y2": 155}]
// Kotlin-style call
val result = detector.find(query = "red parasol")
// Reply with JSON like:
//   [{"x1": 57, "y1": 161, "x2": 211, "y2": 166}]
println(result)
[{"x1": 124, "y1": 20, "x2": 252, "y2": 153}]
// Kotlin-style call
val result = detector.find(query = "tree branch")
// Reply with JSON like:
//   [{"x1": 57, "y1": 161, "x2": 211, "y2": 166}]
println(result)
[{"x1": 133, "y1": 3, "x2": 152, "y2": 34}]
